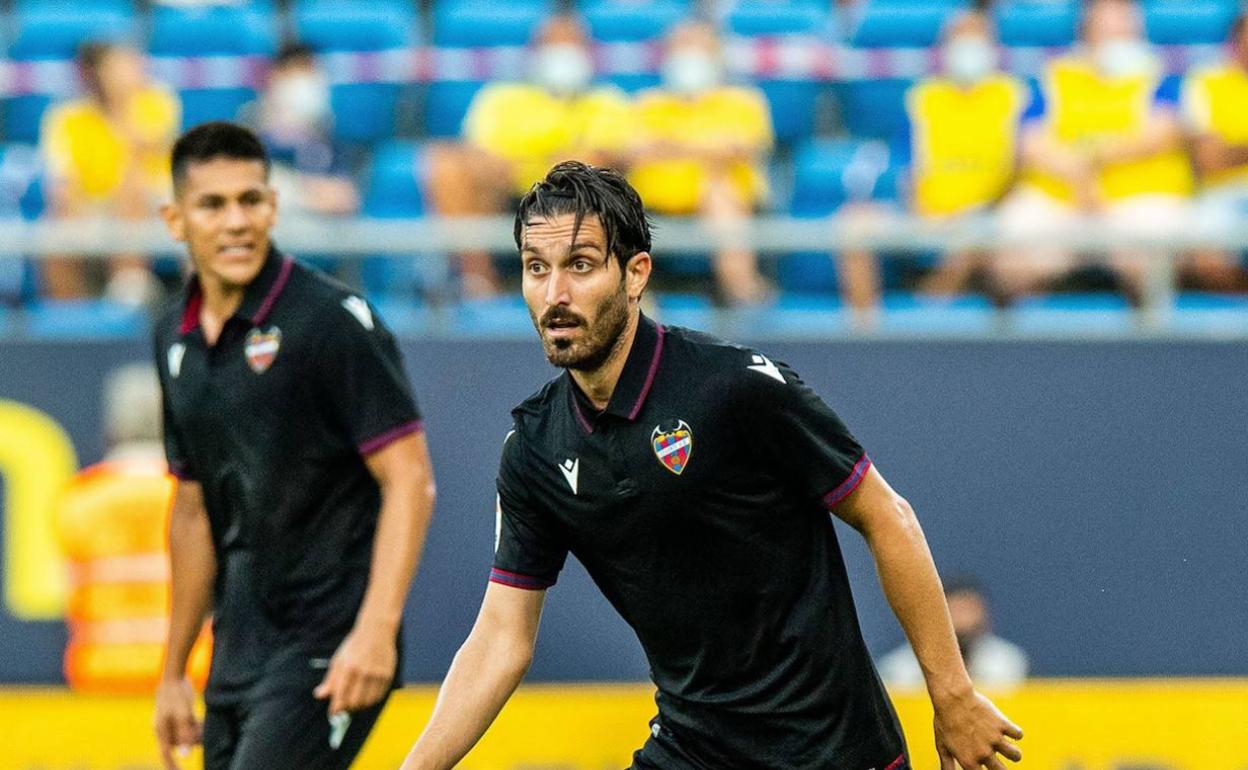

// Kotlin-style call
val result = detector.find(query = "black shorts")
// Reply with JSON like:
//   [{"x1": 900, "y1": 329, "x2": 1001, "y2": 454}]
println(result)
[{"x1": 202, "y1": 686, "x2": 390, "y2": 770}]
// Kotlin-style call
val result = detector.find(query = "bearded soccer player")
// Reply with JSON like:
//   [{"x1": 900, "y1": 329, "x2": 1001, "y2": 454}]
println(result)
[
  {"x1": 400, "y1": 161, "x2": 1023, "y2": 770},
  {"x1": 151, "y1": 122, "x2": 436, "y2": 770}
]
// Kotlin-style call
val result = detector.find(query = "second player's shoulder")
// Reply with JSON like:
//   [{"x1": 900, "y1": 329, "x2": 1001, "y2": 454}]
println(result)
[
  {"x1": 288, "y1": 262, "x2": 392, "y2": 339},
  {"x1": 661, "y1": 324, "x2": 795, "y2": 400}
]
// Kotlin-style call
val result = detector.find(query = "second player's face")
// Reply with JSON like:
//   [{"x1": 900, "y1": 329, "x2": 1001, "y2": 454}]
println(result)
[
  {"x1": 521, "y1": 213, "x2": 631, "y2": 371},
  {"x1": 162, "y1": 157, "x2": 277, "y2": 292}
]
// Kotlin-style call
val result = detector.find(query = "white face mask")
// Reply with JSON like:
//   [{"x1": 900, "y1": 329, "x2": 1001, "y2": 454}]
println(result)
[
  {"x1": 1094, "y1": 38, "x2": 1154, "y2": 78},
  {"x1": 945, "y1": 37, "x2": 996, "y2": 85},
  {"x1": 270, "y1": 71, "x2": 331, "y2": 129},
  {"x1": 661, "y1": 50, "x2": 721, "y2": 95},
  {"x1": 532, "y1": 43, "x2": 593, "y2": 96}
]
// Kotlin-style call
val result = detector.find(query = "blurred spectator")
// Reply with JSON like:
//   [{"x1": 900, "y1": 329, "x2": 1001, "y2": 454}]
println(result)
[
  {"x1": 241, "y1": 44, "x2": 359, "y2": 217},
  {"x1": 626, "y1": 20, "x2": 774, "y2": 305},
  {"x1": 54, "y1": 363, "x2": 211, "y2": 693},
  {"x1": 878, "y1": 576, "x2": 1029, "y2": 690},
  {"x1": 996, "y1": 0, "x2": 1194, "y2": 301},
  {"x1": 1180, "y1": 12, "x2": 1248, "y2": 292},
  {"x1": 40, "y1": 43, "x2": 180, "y2": 305},
  {"x1": 844, "y1": 11, "x2": 1030, "y2": 306},
  {"x1": 426, "y1": 14, "x2": 632, "y2": 296}
]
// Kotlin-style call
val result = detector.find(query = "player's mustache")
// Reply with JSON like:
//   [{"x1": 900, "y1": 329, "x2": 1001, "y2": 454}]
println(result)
[{"x1": 541, "y1": 307, "x2": 586, "y2": 328}]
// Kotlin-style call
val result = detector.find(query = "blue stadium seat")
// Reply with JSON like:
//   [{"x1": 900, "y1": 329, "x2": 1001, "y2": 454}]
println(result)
[
  {"x1": 837, "y1": 78, "x2": 912, "y2": 139},
  {"x1": 360, "y1": 142, "x2": 441, "y2": 298},
  {"x1": 147, "y1": 4, "x2": 278, "y2": 129},
  {"x1": 583, "y1": 0, "x2": 691, "y2": 92},
  {"x1": 1143, "y1": 0, "x2": 1238, "y2": 45},
  {"x1": 23, "y1": 299, "x2": 147, "y2": 339},
  {"x1": 768, "y1": 293, "x2": 850, "y2": 337},
  {"x1": 452, "y1": 295, "x2": 533, "y2": 338},
  {"x1": 724, "y1": 0, "x2": 832, "y2": 144},
  {"x1": 848, "y1": 0, "x2": 968, "y2": 47},
  {"x1": 426, "y1": 2, "x2": 551, "y2": 137},
  {"x1": 1009, "y1": 294, "x2": 1135, "y2": 335},
  {"x1": 879, "y1": 292, "x2": 995, "y2": 335},
  {"x1": 0, "y1": 305, "x2": 11, "y2": 336},
  {"x1": 1171, "y1": 292, "x2": 1248, "y2": 335},
  {"x1": 993, "y1": 0, "x2": 1080, "y2": 47},
  {"x1": 365, "y1": 295, "x2": 433, "y2": 337},
  {"x1": 723, "y1": 0, "x2": 832, "y2": 37},
  {"x1": 655, "y1": 292, "x2": 716, "y2": 330},
  {"x1": 293, "y1": 0, "x2": 418, "y2": 144},
  {"x1": 433, "y1": 0, "x2": 551, "y2": 46},
  {"x1": 4, "y1": 3, "x2": 136, "y2": 142}
]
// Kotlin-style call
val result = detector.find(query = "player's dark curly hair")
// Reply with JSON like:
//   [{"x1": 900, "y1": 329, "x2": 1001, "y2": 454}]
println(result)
[
  {"x1": 513, "y1": 161, "x2": 653, "y2": 269},
  {"x1": 170, "y1": 121, "x2": 270, "y2": 195}
]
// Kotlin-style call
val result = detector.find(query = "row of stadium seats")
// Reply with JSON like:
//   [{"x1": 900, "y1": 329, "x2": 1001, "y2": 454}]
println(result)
[
  {"x1": 0, "y1": 0, "x2": 1240, "y2": 143},
  {"x1": 4, "y1": 292, "x2": 1247, "y2": 339}
]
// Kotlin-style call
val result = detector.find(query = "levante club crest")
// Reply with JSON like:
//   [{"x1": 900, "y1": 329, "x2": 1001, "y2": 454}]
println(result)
[
  {"x1": 244, "y1": 327, "x2": 281, "y2": 373},
  {"x1": 651, "y1": 420, "x2": 693, "y2": 475}
]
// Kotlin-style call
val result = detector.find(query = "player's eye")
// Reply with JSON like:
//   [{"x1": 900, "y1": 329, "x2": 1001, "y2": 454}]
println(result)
[
  {"x1": 570, "y1": 258, "x2": 594, "y2": 272},
  {"x1": 526, "y1": 260, "x2": 549, "y2": 275}
]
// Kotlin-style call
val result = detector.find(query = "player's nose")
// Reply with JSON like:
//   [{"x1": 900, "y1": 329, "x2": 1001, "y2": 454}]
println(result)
[{"x1": 544, "y1": 267, "x2": 573, "y2": 306}]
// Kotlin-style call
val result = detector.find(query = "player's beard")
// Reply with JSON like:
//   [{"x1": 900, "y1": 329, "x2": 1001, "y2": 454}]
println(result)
[{"x1": 534, "y1": 280, "x2": 630, "y2": 372}]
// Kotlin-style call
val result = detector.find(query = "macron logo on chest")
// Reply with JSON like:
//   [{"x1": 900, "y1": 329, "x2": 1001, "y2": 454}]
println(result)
[
  {"x1": 167, "y1": 343, "x2": 186, "y2": 378},
  {"x1": 748, "y1": 354, "x2": 785, "y2": 384},
  {"x1": 558, "y1": 458, "x2": 579, "y2": 495}
]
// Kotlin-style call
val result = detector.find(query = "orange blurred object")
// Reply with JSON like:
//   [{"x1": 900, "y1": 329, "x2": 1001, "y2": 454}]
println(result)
[{"x1": 54, "y1": 458, "x2": 211, "y2": 693}]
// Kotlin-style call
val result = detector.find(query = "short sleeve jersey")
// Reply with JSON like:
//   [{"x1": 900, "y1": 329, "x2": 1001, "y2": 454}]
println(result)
[
  {"x1": 154, "y1": 249, "x2": 421, "y2": 701},
  {"x1": 492, "y1": 314, "x2": 905, "y2": 770}
]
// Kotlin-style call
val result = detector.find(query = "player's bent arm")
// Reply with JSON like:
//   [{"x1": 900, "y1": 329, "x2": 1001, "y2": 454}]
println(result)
[
  {"x1": 399, "y1": 582, "x2": 546, "y2": 770},
  {"x1": 160, "y1": 480, "x2": 215, "y2": 683},
  {"x1": 832, "y1": 466, "x2": 1024, "y2": 769}
]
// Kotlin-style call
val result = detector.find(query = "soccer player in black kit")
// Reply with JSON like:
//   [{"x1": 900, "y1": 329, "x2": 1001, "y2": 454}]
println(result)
[
  {"x1": 151, "y1": 123, "x2": 436, "y2": 770},
  {"x1": 401, "y1": 162, "x2": 1022, "y2": 770}
]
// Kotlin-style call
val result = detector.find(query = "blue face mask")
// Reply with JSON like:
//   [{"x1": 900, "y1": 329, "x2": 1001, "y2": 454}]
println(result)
[
  {"x1": 532, "y1": 44, "x2": 594, "y2": 96},
  {"x1": 944, "y1": 37, "x2": 997, "y2": 85},
  {"x1": 1094, "y1": 39, "x2": 1154, "y2": 78}
]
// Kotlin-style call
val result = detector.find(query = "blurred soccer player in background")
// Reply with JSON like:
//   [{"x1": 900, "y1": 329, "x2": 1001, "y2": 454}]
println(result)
[
  {"x1": 997, "y1": 0, "x2": 1194, "y2": 300},
  {"x1": 426, "y1": 13, "x2": 631, "y2": 296},
  {"x1": 627, "y1": 20, "x2": 775, "y2": 305},
  {"x1": 880, "y1": 575, "x2": 1029, "y2": 690},
  {"x1": 40, "y1": 42, "x2": 180, "y2": 305},
  {"x1": 400, "y1": 162, "x2": 1023, "y2": 770},
  {"x1": 151, "y1": 122, "x2": 435, "y2": 770}
]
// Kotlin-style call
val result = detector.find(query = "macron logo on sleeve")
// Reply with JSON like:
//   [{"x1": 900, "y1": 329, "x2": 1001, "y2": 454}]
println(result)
[
  {"x1": 747, "y1": 354, "x2": 785, "y2": 384},
  {"x1": 342, "y1": 296, "x2": 374, "y2": 330}
]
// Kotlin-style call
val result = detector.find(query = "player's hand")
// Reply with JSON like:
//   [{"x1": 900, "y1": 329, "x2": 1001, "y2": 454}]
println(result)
[
  {"x1": 154, "y1": 676, "x2": 201, "y2": 770},
  {"x1": 933, "y1": 688, "x2": 1023, "y2": 770},
  {"x1": 314, "y1": 624, "x2": 397, "y2": 715}
]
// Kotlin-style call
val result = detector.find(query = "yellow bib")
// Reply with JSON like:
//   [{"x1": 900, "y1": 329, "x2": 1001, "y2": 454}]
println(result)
[
  {"x1": 907, "y1": 74, "x2": 1026, "y2": 217},
  {"x1": 1183, "y1": 63, "x2": 1248, "y2": 188},
  {"x1": 1026, "y1": 57, "x2": 1193, "y2": 201}
]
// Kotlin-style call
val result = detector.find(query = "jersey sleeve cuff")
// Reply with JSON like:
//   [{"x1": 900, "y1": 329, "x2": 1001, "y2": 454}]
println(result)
[
  {"x1": 821, "y1": 454, "x2": 871, "y2": 509},
  {"x1": 167, "y1": 460, "x2": 195, "y2": 481},
  {"x1": 489, "y1": 567, "x2": 556, "y2": 590},
  {"x1": 358, "y1": 419, "x2": 424, "y2": 456}
]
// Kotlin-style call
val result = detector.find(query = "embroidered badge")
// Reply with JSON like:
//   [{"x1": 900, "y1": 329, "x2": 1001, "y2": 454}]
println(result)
[
  {"x1": 651, "y1": 420, "x2": 693, "y2": 475},
  {"x1": 244, "y1": 327, "x2": 281, "y2": 373}
]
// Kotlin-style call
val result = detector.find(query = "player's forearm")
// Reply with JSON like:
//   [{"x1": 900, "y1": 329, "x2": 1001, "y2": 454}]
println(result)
[
  {"x1": 400, "y1": 628, "x2": 533, "y2": 770},
  {"x1": 356, "y1": 471, "x2": 436, "y2": 632},
  {"x1": 860, "y1": 500, "x2": 972, "y2": 700},
  {"x1": 1194, "y1": 135, "x2": 1248, "y2": 175},
  {"x1": 161, "y1": 488, "x2": 216, "y2": 681}
]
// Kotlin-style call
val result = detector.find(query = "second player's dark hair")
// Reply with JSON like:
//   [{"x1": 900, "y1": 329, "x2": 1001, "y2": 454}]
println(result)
[
  {"x1": 514, "y1": 160, "x2": 653, "y2": 268},
  {"x1": 170, "y1": 122, "x2": 270, "y2": 194}
]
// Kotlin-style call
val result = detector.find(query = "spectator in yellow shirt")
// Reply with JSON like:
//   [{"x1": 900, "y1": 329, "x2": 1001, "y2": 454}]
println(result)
[
  {"x1": 40, "y1": 43, "x2": 180, "y2": 304},
  {"x1": 842, "y1": 11, "x2": 1027, "y2": 306},
  {"x1": 426, "y1": 14, "x2": 632, "y2": 296},
  {"x1": 1181, "y1": 13, "x2": 1248, "y2": 291},
  {"x1": 627, "y1": 20, "x2": 775, "y2": 305},
  {"x1": 996, "y1": 0, "x2": 1194, "y2": 301}
]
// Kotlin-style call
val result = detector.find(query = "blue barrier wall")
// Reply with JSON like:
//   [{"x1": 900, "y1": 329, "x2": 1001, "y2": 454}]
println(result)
[{"x1": 1, "y1": 337, "x2": 1245, "y2": 683}]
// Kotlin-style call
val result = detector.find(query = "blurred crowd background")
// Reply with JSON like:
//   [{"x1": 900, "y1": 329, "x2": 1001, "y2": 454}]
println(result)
[{"x1": 1, "y1": 0, "x2": 1248, "y2": 337}]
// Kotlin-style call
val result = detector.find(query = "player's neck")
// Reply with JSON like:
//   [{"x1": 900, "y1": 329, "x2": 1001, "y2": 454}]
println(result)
[
  {"x1": 570, "y1": 308, "x2": 640, "y2": 411},
  {"x1": 197, "y1": 274, "x2": 247, "y2": 345}
]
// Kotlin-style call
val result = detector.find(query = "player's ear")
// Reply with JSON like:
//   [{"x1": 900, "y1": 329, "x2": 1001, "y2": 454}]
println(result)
[
  {"x1": 625, "y1": 251, "x2": 652, "y2": 301},
  {"x1": 160, "y1": 200, "x2": 186, "y2": 243}
]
